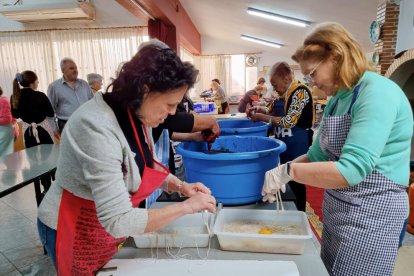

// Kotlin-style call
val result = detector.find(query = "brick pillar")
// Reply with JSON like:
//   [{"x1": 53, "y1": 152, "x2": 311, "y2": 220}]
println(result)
[{"x1": 374, "y1": 0, "x2": 399, "y2": 75}]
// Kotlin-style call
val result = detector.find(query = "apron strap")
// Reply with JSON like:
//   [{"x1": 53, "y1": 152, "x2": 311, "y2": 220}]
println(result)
[
  {"x1": 328, "y1": 84, "x2": 362, "y2": 116},
  {"x1": 127, "y1": 109, "x2": 169, "y2": 174},
  {"x1": 346, "y1": 84, "x2": 361, "y2": 114},
  {"x1": 127, "y1": 109, "x2": 150, "y2": 166}
]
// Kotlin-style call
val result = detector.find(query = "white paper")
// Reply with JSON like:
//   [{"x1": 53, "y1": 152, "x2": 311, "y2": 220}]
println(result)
[{"x1": 97, "y1": 258, "x2": 300, "y2": 276}]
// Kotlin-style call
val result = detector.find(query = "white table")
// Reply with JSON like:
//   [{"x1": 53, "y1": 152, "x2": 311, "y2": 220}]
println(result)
[
  {"x1": 110, "y1": 201, "x2": 329, "y2": 276},
  {"x1": 0, "y1": 144, "x2": 59, "y2": 206}
]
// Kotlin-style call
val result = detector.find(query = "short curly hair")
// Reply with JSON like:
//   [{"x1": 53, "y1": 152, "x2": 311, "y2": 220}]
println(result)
[{"x1": 106, "y1": 44, "x2": 198, "y2": 112}]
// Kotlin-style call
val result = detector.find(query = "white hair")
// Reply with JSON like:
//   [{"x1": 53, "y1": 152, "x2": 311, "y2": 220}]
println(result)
[
  {"x1": 87, "y1": 73, "x2": 103, "y2": 85},
  {"x1": 138, "y1": 39, "x2": 170, "y2": 51},
  {"x1": 60, "y1": 57, "x2": 75, "y2": 72}
]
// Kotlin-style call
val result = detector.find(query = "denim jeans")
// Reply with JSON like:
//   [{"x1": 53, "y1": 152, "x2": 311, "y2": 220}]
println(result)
[{"x1": 37, "y1": 218, "x2": 57, "y2": 267}]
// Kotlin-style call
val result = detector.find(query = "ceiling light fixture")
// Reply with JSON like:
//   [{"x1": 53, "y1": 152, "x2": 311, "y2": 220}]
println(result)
[
  {"x1": 240, "y1": 34, "x2": 283, "y2": 48},
  {"x1": 247, "y1": 7, "x2": 311, "y2": 28}
]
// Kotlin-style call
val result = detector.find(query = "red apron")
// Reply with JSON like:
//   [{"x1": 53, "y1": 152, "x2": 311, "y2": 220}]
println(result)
[{"x1": 56, "y1": 110, "x2": 169, "y2": 275}]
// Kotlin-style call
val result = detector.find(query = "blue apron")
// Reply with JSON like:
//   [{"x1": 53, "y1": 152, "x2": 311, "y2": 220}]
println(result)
[
  {"x1": 273, "y1": 99, "x2": 311, "y2": 163},
  {"x1": 319, "y1": 84, "x2": 408, "y2": 276}
]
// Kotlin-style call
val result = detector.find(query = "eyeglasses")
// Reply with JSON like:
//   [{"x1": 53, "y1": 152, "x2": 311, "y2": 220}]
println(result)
[{"x1": 303, "y1": 60, "x2": 323, "y2": 84}]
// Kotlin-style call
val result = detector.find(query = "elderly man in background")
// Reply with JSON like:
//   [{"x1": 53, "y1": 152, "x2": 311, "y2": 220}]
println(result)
[
  {"x1": 87, "y1": 73, "x2": 104, "y2": 95},
  {"x1": 47, "y1": 58, "x2": 93, "y2": 135}
]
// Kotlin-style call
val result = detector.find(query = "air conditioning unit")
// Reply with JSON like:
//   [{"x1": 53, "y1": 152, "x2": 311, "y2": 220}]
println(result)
[{"x1": 0, "y1": 2, "x2": 95, "y2": 22}]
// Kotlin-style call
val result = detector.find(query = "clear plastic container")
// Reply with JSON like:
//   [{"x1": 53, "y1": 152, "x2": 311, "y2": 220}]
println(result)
[
  {"x1": 133, "y1": 212, "x2": 213, "y2": 248},
  {"x1": 213, "y1": 209, "x2": 312, "y2": 254}
]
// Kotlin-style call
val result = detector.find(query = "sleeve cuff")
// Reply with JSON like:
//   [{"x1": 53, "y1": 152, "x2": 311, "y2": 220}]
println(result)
[{"x1": 335, "y1": 161, "x2": 360, "y2": 186}]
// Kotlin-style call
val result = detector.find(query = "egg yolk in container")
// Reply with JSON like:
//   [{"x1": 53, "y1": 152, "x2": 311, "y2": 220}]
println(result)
[{"x1": 258, "y1": 227, "x2": 273, "y2": 234}]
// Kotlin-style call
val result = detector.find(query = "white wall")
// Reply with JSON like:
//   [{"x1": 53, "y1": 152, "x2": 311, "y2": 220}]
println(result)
[
  {"x1": 0, "y1": 0, "x2": 145, "y2": 31},
  {"x1": 396, "y1": 0, "x2": 414, "y2": 54},
  {"x1": 257, "y1": 51, "x2": 304, "y2": 83}
]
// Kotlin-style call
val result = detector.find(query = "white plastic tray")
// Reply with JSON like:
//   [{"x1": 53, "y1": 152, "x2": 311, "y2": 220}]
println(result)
[
  {"x1": 133, "y1": 212, "x2": 213, "y2": 248},
  {"x1": 213, "y1": 209, "x2": 312, "y2": 254}
]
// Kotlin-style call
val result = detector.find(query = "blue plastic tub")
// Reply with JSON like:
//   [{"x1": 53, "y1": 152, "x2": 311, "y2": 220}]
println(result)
[
  {"x1": 218, "y1": 119, "x2": 269, "y2": 137},
  {"x1": 176, "y1": 136, "x2": 286, "y2": 205}
]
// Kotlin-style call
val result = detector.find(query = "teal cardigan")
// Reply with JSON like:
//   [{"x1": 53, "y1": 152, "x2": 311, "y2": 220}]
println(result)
[{"x1": 308, "y1": 71, "x2": 413, "y2": 186}]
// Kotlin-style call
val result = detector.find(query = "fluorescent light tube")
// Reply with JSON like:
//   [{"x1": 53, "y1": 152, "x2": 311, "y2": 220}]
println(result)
[
  {"x1": 240, "y1": 34, "x2": 283, "y2": 48},
  {"x1": 247, "y1": 7, "x2": 310, "y2": 28}
]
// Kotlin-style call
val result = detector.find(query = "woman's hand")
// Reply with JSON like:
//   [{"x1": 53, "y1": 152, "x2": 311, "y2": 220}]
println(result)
[
  {"x1": 181, "y1": 192, "x2": 217, "y2": 214},
  {"x1": 246, "y1": 107, "x2": 256, "y2": 119},
  {"x1": 250, "y1": 112, "x2": 266, "y2": 122},
  {"x1": 262, "y1": 164, "x2": 291, "y2": 202},
  {"x1": 181, "y1": 181, "x2": 211, "y2": 197}
]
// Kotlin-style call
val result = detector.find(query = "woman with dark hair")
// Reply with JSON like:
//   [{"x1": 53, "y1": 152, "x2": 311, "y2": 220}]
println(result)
[
  {"x1": 11, "y1": 71, "x2": 56, "y2": 148},
  {"x1": 37, "y1": 40, "x2": 216, "y2": 275}
]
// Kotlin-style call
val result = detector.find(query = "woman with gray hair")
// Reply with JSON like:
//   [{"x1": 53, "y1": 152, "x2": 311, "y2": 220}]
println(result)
[{"x1": 87, "y1": 73, "x2": 103, "y2": 95}]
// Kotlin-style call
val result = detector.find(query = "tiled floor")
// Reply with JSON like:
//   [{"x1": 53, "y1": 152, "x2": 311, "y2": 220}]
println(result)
[
  {"x1": 1, "y1": 184, "x2": 413, "y2": 275},
  {"x1": 0, "y1": 185, "x2": 55, "y2": 276}
]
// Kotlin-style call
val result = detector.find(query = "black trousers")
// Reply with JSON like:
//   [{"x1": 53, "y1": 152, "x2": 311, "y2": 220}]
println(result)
[
  {"x1": 57, "y1": 119, "x2": 67, "y2": 134},
  {"x1": 219, "y1": 102, "x2": 230, "y2": 114}
]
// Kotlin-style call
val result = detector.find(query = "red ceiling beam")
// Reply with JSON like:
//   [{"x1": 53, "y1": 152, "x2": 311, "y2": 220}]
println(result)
[
  {"x1": 115, "y1": 0, "x2": 149, "y2": 23},
  {"x1": 117, "y1": 0, "x2": 201, "y2": 55}
]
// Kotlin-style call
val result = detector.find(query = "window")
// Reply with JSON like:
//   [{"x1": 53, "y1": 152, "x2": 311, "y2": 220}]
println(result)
[
  {"x1": 0, "y1": 27, "x2": 147, "y2": 96},
  {"x1": 245, "y1": 66, "x2": 258, "y2": 92},
  {"x1": 192, "y1": 54, "x2": 259, "y2": 103},
  {"x1": 180, "y1": 47, "x2": 196, "y2": 99}
]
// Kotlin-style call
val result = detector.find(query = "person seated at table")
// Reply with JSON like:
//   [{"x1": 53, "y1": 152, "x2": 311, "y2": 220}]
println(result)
[
  {"x1": 37, "y1": 40, "x2": 217, "y2": 275},
  {"x1": 238, "y1": 85, "x2": 264, "y2": 113},
  {"x1": 0, "y1": 85, "x2": 18, "y2": 156},
  {"x1": 10, "y1": 71, "x2": 57, "y2": 148}
]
